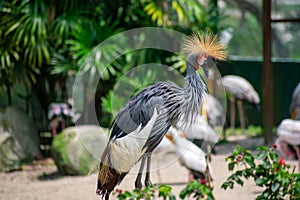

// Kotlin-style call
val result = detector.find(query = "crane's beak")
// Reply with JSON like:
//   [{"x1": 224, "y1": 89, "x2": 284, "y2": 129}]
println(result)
[
  {"x1": 201, "y1": 61, "x2": 209, "y2": 77},
  {"x1": 197, "y1": 55, "x2": 209, "y2": 77}
]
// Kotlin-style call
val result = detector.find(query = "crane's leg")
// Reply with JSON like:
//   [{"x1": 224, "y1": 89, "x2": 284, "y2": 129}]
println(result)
[
  {"x1": 145, "y1": 154, "x2": 152, "y2": 186},
  {"x1": 135, "y1": 156, "x2": 146, "y2": 189},
  {"x1": 105, "y1": 191, "x2": 111, "y2": 200},
  {"x1": 205, "y1": 149, "x2": 214, "y2": 190},
  {"x1": 237, "y1": 100, "x2": 245, "y2": 133},
  {"x1": 230, "y1": 97, "x2": 235, "y2": 129}
]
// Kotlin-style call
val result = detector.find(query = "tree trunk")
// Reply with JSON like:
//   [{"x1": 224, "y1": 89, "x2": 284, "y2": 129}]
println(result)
[{"x1": 262, "y1": 0, "x2": 274, "y2": 145}]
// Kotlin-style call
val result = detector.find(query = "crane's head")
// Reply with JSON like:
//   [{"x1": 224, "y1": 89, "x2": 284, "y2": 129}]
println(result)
[
  {"x1": 186, "y1": 52, "x2": 209, "y2": 76},
  {"x1": 184, "y1": 32, "x2": 227, "y2": 77}
]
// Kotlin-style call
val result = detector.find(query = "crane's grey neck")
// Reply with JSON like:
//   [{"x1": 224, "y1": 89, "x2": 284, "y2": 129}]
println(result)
[
  {"x1": 186, "y1": 54, "x2": 198, "y2": 76},
  {"x1": 178, "y1": 62, "x2": 206, "y2": 128}
]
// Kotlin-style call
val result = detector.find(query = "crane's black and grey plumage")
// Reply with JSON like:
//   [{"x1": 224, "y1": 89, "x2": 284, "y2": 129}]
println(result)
[{"x1": 96, "y1": 32, "x2": 227, "y2": 200}]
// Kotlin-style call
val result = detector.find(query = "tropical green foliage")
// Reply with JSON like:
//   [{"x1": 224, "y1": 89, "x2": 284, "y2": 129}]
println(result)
[
  {"x1": 0, "y1": 0, "x2": 226, "y2": 128},
  {"x1": 0, "y1": 0, "x2": 50, "y2": 105},
  {"x1": 0, "y1": 0, "x2": 95, "y2": 114},
  {"x1": 115, "y1": 184, "x2": 175, "y2": 200},
  {"x1": 1, "y1": 0, "x2": 300, "y2": 128},
  {"x1": 179, "y1": 180, "x2": 214, "y2": 200},
  {"x1": 114, "y1": 182, "x2": 213, "y2": 200},
  {"x1": 222, "y1": 145, "x2": 300, "y2": 199}
]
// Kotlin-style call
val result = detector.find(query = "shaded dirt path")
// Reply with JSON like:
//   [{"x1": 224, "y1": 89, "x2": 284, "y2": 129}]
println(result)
[{"x1": 0, "y1": 137, "x2": 298, "y2": 200}]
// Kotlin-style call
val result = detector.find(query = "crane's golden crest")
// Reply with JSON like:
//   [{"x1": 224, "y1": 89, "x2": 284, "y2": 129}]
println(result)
[{"x1": 183, "y1": 32, "x2": 227, "y2": 61}]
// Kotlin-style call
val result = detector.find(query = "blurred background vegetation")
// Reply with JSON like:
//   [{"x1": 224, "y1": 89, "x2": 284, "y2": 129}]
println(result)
[{"x1": 0, "y1": 0, "x2": 300, "y2": 131}]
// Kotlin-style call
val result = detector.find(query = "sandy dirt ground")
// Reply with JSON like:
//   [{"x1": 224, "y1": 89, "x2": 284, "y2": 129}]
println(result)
[{"x1": 0, "y1": 136, "x2": 299, "y2": 200}]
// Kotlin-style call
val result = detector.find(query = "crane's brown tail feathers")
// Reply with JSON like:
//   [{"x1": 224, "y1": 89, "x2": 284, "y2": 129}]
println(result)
[{"x1": 96, "y1": 163, "x2": 127, "y2": 200}]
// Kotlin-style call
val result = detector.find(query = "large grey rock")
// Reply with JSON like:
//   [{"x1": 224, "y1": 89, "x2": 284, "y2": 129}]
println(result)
[
  {"x1": 0, "y1": 107, "x2": 40, "y2": 172},
  {"x1": 51, "y1": 125, "x2": 108, "y2": 175}
]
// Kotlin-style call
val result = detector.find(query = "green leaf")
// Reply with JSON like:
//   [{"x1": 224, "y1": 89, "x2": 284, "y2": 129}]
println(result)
[
  {"x1": 226, "y1": 155, "x2": 235, "y2": 162},
  {"x1": 235, "y1": 171, "x2": 242, "y2": 177},
  {"x1": 242, "y1": 169, "x2": 252, "y2": 179},
  {"x1": 172, "y1": 1, "x2": 185, "y2": 23},
  {"x1": 269, "y1": 151, "x2": 279, "y2": 161},
  {"x1": 234, "y1": 175, "x2": 244, "y2": 186},
  {"x1": 244, "y1": 154, "x2": 255, "y2": 167},
  {"x1": 271, "y1": 182, "x2": 280, "y2": 192},
  {"x1": 257, "y1": 146, "x2": 269, "y2": 151},
  {"x1": 233, "y1": 148, "x2": 239, "y2": 156},
  {"x1": 168, "y1": 193, "x2": 176, "y2": 200},
  {"x1": 255, "y1": 177, "x2": 269, "y2": 186},
  {"x1": 228, "y1": 162, "x2": 235, "y2": 171},
  {"x1": 221, "y1": 181, "x2": 234, "y2": 190},
  {"x1": 256, "y1": 151, "x2": 267, "y2": 160},
  {"x1": 158, "y1": 184, "x2": 173, "y2": 198}
]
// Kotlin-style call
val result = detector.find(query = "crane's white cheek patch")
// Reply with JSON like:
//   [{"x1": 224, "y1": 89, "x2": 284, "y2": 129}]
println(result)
[{"x1": 107, "y1": 109, "x2": 159, "y2": 173}]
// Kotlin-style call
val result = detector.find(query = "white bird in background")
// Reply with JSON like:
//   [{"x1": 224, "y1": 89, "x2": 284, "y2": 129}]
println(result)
[
  {"x1": 166, "y1": 127, "x2": 214, "y2": 186},
  {"x1": 222, "y1": 75, "x2": 260, "y2": 131},
  {"x1": 153, "y1": 96, "x2": 220, "y2": 182},
  {"x1": 175, "y1": 113, "x2": 219, "y2": 154},
  {"x1": 290, "y1": 82, "x2": 300, "y2": 120},
  {"x1": 276, "y1": 119, "x2": 300, "y2": 171},
  {"x1": 203, "y1": 93, "x2": 225, "y2": 128}
]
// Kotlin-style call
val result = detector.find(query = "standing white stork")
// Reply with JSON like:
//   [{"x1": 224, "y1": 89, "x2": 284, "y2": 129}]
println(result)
[
  {"x1": 290, "y1": 82, "x2": 300, "y2": 120},
  {"x1": 276, "y1": 119, "x2": 300, "y2": 171},
  {"x1": 166, "y1": 127, "x2": 214, "y2": 186},
  {"x1": 96, "y1": 32, "x2": 227, "y2": 200},
  {"x1": 222, "y1": 75, "x2": 260, "y2": 131}
]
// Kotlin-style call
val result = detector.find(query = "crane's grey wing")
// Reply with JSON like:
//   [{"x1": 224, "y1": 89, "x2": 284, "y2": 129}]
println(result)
[
  {"x1": 142, "y1": 110, "x2": 171, "y2": 152},
  {"x1": 109, "y1": 82, "x2": 166, "y2": 141},
  {"x1": 140, "y1": 82, "x2": 184, "y2": 152},
  {"x1": 109, "y1": 81, "x2": 182, "y2": 152}
]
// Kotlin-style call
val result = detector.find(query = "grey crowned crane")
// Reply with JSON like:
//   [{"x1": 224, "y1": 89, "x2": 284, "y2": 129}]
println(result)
[{"x1": 96, "y1": 32, "x2": 227, "y2": 200}]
